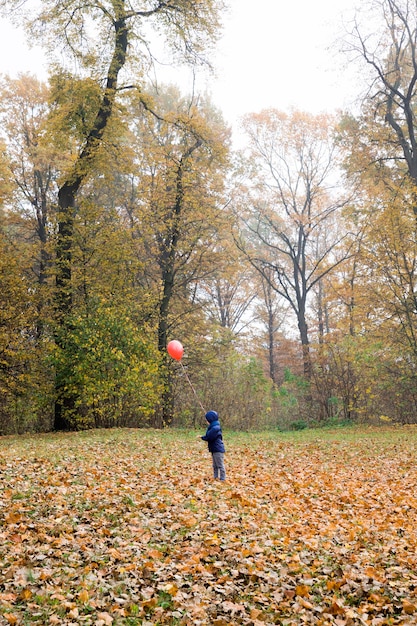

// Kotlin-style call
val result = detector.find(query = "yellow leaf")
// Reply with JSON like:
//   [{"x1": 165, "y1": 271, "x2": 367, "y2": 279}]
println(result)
[
  {"x1": 78, "y1": 589, "x2": 89, "y2": 603},
  {"x1": 19, "y1": 588, "x2": 32, "y2": 601}
]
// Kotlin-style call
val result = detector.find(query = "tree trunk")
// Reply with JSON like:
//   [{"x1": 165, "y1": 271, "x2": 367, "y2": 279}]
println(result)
[
  {"x1": 53, "y1": 14, "x2": 129, "y2": 430},
  {"x1": 297, "y1": 310, "x2": 312, "y2": 380},
  {"x1": 268, "y1": 307, "x2": 277, "y2": 384}
]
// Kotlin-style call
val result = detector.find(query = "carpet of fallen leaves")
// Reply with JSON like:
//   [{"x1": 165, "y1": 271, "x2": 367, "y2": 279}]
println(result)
[{"x1": 1, "y1": 427, "x2": 417, "y2": 626}]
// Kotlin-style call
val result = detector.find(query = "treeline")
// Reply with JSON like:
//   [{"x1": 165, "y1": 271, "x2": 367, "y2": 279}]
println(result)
[{"x1": 1, "y1": 0, "x2": 417, "y2": 433}]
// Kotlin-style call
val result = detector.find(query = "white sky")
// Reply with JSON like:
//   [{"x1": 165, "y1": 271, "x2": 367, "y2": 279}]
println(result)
[
  {"x1": 210, "y1": 0, "x2": 359, "y2": 120},
  {"x1": 0, "y1": 0, "x2": 360, "y2": 133}
]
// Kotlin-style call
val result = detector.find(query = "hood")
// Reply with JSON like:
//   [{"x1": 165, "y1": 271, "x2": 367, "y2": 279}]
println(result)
[{"x1": 205, "y1": 410, "x2": 219, "y2": 423}]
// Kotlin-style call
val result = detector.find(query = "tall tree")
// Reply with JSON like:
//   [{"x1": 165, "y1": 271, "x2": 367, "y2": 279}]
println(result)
[
  {"x1": 197, "y1": 233, "x2": 257, "y2": 336},
  {"x1": 0, "y1": 214, "x2": 55, "y2": 432}
]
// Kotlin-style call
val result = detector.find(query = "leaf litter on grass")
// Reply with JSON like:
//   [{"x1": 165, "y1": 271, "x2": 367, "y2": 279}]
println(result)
[{"x1": 0, "y1": 428, "x2": 417, "y2": 625}]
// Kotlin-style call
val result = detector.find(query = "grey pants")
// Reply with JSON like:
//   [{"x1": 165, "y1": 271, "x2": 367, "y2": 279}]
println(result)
[{"x1": 212, "y1": 452, "x2": 226, "y2": 480}]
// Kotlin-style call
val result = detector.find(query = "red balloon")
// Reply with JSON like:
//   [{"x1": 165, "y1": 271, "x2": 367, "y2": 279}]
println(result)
[{"x1": 167, "y1": 340, "x2": 184, "y2": 361}]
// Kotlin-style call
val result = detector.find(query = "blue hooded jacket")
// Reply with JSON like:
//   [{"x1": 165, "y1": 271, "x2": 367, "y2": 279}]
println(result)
[{"x1": 202, "y1": 410, "x2": 225, "y2": 453}]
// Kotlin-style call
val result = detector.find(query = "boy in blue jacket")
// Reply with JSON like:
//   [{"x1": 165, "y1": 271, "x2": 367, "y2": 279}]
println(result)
[{"x1": 201, "y1": 410, "x2": 226, "y2": 481}]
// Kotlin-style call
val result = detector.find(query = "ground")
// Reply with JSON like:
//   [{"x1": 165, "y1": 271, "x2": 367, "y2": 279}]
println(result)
[{"x1": 0, "y1": 427, "x2": 417, "y2": 625}]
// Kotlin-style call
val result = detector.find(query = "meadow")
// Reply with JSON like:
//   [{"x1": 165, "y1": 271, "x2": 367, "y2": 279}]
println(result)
[{"x1": 0, "y1": 427, "x2": 417, "y2": 625}]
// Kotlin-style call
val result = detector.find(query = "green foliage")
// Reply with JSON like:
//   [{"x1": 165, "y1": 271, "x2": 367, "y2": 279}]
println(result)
[
  {"x1": 52, "y1": 301, "x2": 162, "y2": 429},
  {"x1": 289, "y1": 419, "x2": 308, "y2": 431},
  {"x1": 283, "y1": 367, "x2": 310, "y2": 389}
]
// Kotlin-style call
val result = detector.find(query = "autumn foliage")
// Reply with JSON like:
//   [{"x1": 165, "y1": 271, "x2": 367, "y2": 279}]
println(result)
[{"x1": 1, "y1": 427, "x2": 417, "y2": 625}]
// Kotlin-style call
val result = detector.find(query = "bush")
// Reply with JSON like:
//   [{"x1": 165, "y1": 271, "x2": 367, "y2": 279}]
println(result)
[{"x1": 53, "y1": 301, "x2": 163, "y2": 429}]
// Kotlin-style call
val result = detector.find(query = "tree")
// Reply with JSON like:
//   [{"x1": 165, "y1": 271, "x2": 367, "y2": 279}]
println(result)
[
  {"x1": 0, "y1": 74, "x2": 64, "y2": 336},
  {"x1": 0, "y1": 214, "x2": 55, "y2": 433},
  {"x1": 119, "y1": 85, "x2": 231, "y2": 424},
  {"x1": 253, "y1": 268, "x2": 290, "y2": 384},
  {"x1": 337, "y1": 0, "x2": 417, "y2": 422},
  {"x1": 344, "y1": 0, "x2": 417, "y2": 214},
  {"x1": 198, "y1": 241, "x2": 257, "y2": 336},
  {"x1": 0, "y1": 0, "x2": 225, "y2": 429},
  {"x1": 237, "y1": 109, "x2": 350, "y2": 379}
]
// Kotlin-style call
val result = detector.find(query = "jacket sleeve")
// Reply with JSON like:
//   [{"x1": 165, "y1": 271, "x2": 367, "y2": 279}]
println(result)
[{"x1": 202, "y1": 424, "x2": 220, "y2": 442}]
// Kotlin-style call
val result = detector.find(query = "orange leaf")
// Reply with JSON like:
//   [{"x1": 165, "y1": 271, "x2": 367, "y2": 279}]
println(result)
[
  {"x1": 299, "y1": 597, "x2": 314, "y2": 610},
  {"x1": 147, "y1": 549, "x2": 163, "y2": 559},
  {"x1": 328, "y1": 600, "x2": 346, "y2": 615},
  {"x1": 222, "y1": 600, "x2": 245, "y2": 615},
  {"x1": 5, "y1": 513, "x2": 21, "y2": 524},
  {"x1": 108, "y1": 548, "x2": 122, "y2": 560},
  {"x1": 295, "y1": 584, "x2": 310, "y2": 597},
  {"x1": 180, "y1": 515, "x2": 198, "y2": 527},
  {"x1": 403, "y1": 600, "x2": 417, "y2": 615}
]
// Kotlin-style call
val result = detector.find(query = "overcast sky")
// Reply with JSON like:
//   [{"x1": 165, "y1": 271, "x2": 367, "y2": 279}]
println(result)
[
  {"x1": 210, "y1": 0, "x2": 360, "y2": 119},
  {"x1": 0, "y1": 0, "x2": 361, "y2": 132}
]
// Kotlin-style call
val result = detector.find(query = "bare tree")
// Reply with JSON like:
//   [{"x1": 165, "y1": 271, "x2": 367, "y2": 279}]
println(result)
[
  {"x1": 236, "y1": 109, "x2": 350, "y2": 379},
  {"x1": 345, "y1": 0, "x2": 417, "y2": 212}
]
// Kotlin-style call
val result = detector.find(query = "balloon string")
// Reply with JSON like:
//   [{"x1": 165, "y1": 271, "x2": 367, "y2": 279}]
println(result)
[{"x1": 180, "y1": 361, "x2": 205, "y2": 413}]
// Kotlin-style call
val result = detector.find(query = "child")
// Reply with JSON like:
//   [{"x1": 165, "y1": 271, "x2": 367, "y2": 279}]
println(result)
[{"x1": 201, "y1": 410, "x2": 226, "y2": 481}]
